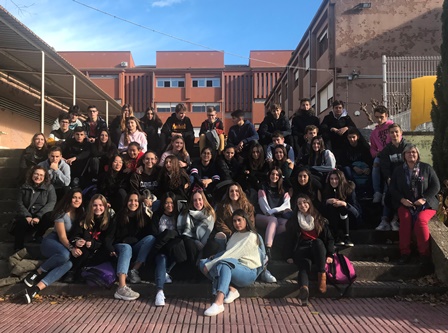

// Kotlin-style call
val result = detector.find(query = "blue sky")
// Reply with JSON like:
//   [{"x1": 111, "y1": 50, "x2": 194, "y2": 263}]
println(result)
[{"x1": 2, "y1": 0, "x2": 323, "y2": 66}]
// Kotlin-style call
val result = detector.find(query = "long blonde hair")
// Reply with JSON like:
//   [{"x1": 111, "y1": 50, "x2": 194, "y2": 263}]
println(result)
[
  {"x1": 120, "y1": 104, "x2": 134, "y2": 132},
  {"x1": 188, "y1": 190, "x2": 216, "y2": 220},
  {"x1": 81, "y1": 194, "x2": 110, "y2": 231}
]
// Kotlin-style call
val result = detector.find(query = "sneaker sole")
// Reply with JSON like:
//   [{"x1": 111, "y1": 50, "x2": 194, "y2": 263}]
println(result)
[
  {"x1": 24, "y1": 292, "x2": 31, "y2": 304},
  {"x1": 24, "y1": 279, "x2": 34, "y2": 288},
  {"x1": 155, "y1": 301, "x2": 165, "y2": 307},
  {"x1": 114, "y1": 292, "x2": 139, "y2": 301}
]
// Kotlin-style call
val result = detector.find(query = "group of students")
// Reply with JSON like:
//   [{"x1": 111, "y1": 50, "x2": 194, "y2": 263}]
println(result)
[{"x1": 13, "y1": 100, "x2": 440, "y2": 314}]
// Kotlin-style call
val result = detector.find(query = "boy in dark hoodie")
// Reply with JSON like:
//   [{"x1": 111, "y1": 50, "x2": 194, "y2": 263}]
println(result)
[
  {"x1": 319, "y1": 100, "x2": 356, "y2": 161},
  {"x1": 227, "y1": 109, "x2": 259, "y2": 159},
  {"x1": 291, "y1": 98, "x2": 320, "y2": 154},
  {"x1": 160, "y1": 103, "x2": 195, "y2": 155},
  {"x1": 258, "y1": 104, "x2": 291, "y2": 147}
]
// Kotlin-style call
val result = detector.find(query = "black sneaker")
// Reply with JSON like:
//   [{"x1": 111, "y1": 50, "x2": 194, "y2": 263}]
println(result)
[
  {"x1": 24, "y1": 270, "x2": 40, "y2": 288},
  {"x1": 344, "y1": 237, "x2": 354, "y2": 247},
  {"x1": 23, "y1": 287, "x2": 38, "y2": 304},
  {"x1": 398, "y1": 254, "x2": 411, "y2": 265},
  {"x1": 335, "y1": 238, "x2": 345, "y2": 246}
]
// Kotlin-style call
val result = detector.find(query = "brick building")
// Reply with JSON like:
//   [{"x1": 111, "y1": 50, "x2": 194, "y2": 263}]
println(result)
[
  {"x1": 265, "y1": 0, "x2": 442, "y2": 128},
  {"x1": 58, "y1": 50, "x2": 293, "y2": 131}
]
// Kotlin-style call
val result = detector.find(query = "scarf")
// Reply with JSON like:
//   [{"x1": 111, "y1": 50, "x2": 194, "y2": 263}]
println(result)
[{"x1": 297, "y1": 212, "x2": 314, "y2": 231}]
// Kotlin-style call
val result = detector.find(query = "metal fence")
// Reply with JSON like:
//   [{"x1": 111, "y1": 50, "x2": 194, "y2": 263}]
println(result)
[{"x1": 383, "y1": 55, "x2": 440, "y2": 130}]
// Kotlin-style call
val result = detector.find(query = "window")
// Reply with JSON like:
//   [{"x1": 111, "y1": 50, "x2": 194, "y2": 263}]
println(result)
[
  {"x1": 191, "y1": 103, "x2": 220, "y2": 112},
  {"x1": 318, "y1": 29, "x2": 328, "y2": 59},
  {"x1": 311, "y1": 97, "x2": 316, "y2": 111},
  {"x1": 156, "y1": 102, "x2": 181, "y2": 113},
  {"x1": 318, "y1": 82, "x2": 334, "y2": 113},
  {"x1": 294, "y1": 70, "x2": 299, "y2": 87},
  {"x1": 304, "y1": 54, "x2": 310, "y2": 71},
  {"x1": 192, "y1": 78, "x2": 220, "y2": 88},
  {"x1": 89, "y1": 74, "x2": 119, "y2": 79},
  {"x1": 156, "y1": 78, "x2": 185, "y2": 88}
]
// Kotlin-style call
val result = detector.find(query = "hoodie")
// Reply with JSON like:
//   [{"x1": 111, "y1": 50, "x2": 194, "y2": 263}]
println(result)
[{"x1": 161, "y1": 113, "x2": 194, "y2": 137}]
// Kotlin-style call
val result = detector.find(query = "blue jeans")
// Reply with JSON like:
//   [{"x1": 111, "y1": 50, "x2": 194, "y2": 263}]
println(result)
[
  {"x1": 199, "y1": 258, "x2": 258, "y2": 297},
  {"x1": 154, "y1": 254, "x2": 175, "y2": 290},
  {"x1": 114, "y1": 235, "x2": 156, "y2": 275},
  {"x1": 39, "y1": 233, "x2": 72, "y2": 286}
]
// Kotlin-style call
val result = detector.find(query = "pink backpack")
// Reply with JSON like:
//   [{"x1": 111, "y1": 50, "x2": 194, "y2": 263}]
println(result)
[{"x1": 325, "y1": 252, "x2": 357, "y2": 297}]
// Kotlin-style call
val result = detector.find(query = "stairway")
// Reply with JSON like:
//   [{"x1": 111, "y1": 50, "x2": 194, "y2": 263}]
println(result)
[{"x1": 0, "y1": 148, "x2": 445, "y2": 298}]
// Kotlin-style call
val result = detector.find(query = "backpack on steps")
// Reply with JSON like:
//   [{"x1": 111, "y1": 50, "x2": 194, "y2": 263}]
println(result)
[
  {"x1": 81, "y1": 262, "x2": 116, "y2": 288},
  {"x1": 325, "y1": 252, "x2": 357, "y2": 298}
]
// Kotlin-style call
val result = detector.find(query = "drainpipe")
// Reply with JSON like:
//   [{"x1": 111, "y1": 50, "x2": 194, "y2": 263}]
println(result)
[{"x1": 40, "y1": 51, "x2": 45, "y2": 133}]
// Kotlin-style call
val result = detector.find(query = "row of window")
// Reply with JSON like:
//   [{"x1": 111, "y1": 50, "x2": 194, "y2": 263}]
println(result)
[
  {"x1": 155, "y1": 102, "x2": 221, "y2": 113},
  {"x1": 156, "y1": 78, "x2": 221, "y2": 88}
]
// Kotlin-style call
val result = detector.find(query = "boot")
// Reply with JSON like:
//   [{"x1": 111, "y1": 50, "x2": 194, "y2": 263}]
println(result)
[{"x1": 318, "y1": 272, "x2": 327, "y2": 294}]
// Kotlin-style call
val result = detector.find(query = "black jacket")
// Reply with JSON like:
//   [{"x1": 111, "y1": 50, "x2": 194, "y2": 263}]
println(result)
[
  {"x1": 283, "y1": 215, "x2": 335, "y2": 260},
  {"x1": 112, "y1": 213, "x2": 157, "y2": 245},
  {"x1": 258, "y1": 112, "x2": 291, "y2": 145},
  {"x1": 320, "y1": 111, "x2": 356, "y2": 151},
  {"x1": 83, "y1": 116, "x2": 108, "y2": 139},
  {"x1": 291, "y1": 111, "x2": 320, "y2": 147},
  {"x1": 161, "y1": 113, "x2": 194, "y2": 137},
  {"x1": 389, "y1": 162, "x2": 440, "y2": 211}
]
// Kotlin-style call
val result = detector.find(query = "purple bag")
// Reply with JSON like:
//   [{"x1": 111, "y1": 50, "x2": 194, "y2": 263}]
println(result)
[
  {"x1": 325, "y1": 252, "x2": 357, "y2": 297},
  {"x1": 81, "y1": 262, "x2": 116, "y2": 288}
]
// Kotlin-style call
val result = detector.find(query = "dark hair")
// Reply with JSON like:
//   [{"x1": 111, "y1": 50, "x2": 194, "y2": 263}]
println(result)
[
  {"x1": 51, "y1": 188, "x2": 84, "y2": 222},
  {"x1": 145, "y1": 106, "x2": 163, "y2": 126},
  {"x1": 96, "y1": 130, "x2": 114, "y2": 154},
  {"x1": 324, "y1": 169, "x2": 355, "y2": 201},
  {"x1": 48, "y1": 145, "x2": 62, "y2": 154},
  {"x1": 87, "y1": 105, "x2": 97, "y2": 111},
  {"x1": 272, "y1": 131, "x2": 284, "y2": 139},
  {"x1": 231, "y1": 208, "x2": 256, "y2": 233},
  {"x1": 175, "y1": 103, "x2": 187, "y2": 113},
  {"x1": 108, "y1": 154, "x2": 124, "y2": 174},
  {"x1": 292, "y1": 166, "x2": 319, "y2": 203},
  {"x1": 305, "y1": 125, "x2": 318, "y2": 134},
  {"x1": 300, "y1": 98, "x2": 311, "y2": 104},
  {"x1": 268, "y1": 166, "x2": 285, "y2": 195},
  {"x1": 332, "y1": 100, "x2": 344, "y2": 108},
  {"x1": 231, "y1": 110, "x2": 244, "y2": 119},
  {"x1": 308, "y1": 136, "x2": 326, "y2": 166},
  {"x1": 26, "y1": 165, "x2": 51, "y2": 186},
  {"x1": 73, "y1": 126, "x2": 85, "y2": 133},
  {"x1": 295, "y1": 194, "x2": 327, "y2": 235},
  {"x1": 248, "y1": 142, "x2": 265, "y2": 171},
  {"x1": 117, "y1": 192, "x2": 146, "y2": 229},
  {"x1": 273, "y1": 144, "x2": 288, "y2": 163},
  {"x1": 346, "y1": 127, "x2": 370, "y2": 150},
  {"x1": 160, "y1": 191, "x2": 178, "y2": 217},
  {"x1": 58, "y1": 112, "x2": 70, "y2": 122},
  {"x1": 128, "y1": 141, "x2": 142, "y2": 151},
  {"x1": 206, "y1": 106, "x2": 216, "y2": 113},
  {"x1": 68, "y1": 105, "x2": 81, "y2": 115},
  {"x1": 373, "y1": 105, "x2": 389, "y2": 116},
  {"x1": 388, "y1": 123, "x2": 402, "y2": 131}
]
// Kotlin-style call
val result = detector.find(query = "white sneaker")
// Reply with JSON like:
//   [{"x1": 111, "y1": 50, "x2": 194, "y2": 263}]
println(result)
[
  {"x1": 372, "y1": 192, "x2": 383, "y2": 203},
  {"x1": 375, "y1": 219, "x2": 391, "y2": 231},
  {"x1": 204, "y1": 303, "x2": 225, "y2": 316},
  {"x1": 155, "y1": 290, "x2": 165, "y2": 307},
  {"x1": 114, "y1": 285, "x2": 140, "y2": 301},
  {"x1": 223, "y1": 289, "x2": 240, "y2": 304},
  {"x1": 260, "y1": 269, "x2": 277, "y2": 283},
  {"x1": 390, "y1": 216, "x2": 400, "y2": 231},
  {"x1": 165, "y1": 273, "x2": 172, "y2": 284}
]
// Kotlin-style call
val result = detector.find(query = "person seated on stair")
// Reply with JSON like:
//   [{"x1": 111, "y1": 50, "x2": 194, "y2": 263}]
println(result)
[
  {"x1": 255, "y1": 166, "x2": 292, "y2": 263},
  {"x1": 110, "y1": 192, "x2": 157, "y2": 300},
  {"x1": 14, "y1": 165, "x2": 57, "y2": 250},
  {"x1": 62, "y1": 126, "x2": 91, "y2": 187},
  {"x1": 22, "y1": 188, "x2": 84, "y2": 304},
  {"x1": 389, "y1": 145, "x2": 440, "y2": 265},
  {"x1": 199, "y1": 106, "x2": 225, "y2": 154},
  {"x1": 38, "y1": 146, "x2": 71, "y2": 201},
  {"x1": 199, "y1": 209, "x2": 263, "y2": 317},
  {"x1": 322, "y1": 169, "x2": 360, "y2": 247},
  {"x1": 283, "y1": 194, "x2": 334, "y2": 306},
  {"x1": 18, "y1": 133, "x2": 48, "y2": 185}
]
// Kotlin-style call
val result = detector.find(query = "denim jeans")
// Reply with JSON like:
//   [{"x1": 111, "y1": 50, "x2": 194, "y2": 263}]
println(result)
[
  {"x1": 114, "y1": 235, "x2": 156, "y2": 275},
  {"x1": 199, "y1": 258, "x2": 258, "y2": 297},
  {"x1": 154, "y1": 254, "x2": 176, "y2": 290},
  {"x1": 39, "y1": 233, "x2": 72, "y2": 286}
]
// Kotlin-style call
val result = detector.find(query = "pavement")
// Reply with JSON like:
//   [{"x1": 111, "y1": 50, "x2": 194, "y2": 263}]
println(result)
[{"x1": 0, "y1": 295, "x2": 447, "y2": 332}]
